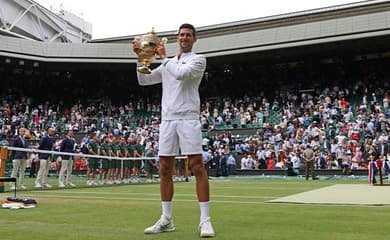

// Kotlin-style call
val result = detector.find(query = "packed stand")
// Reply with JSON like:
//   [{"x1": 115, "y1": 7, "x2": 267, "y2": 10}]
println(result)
[{"x1": 1, "y1": 79, "x2": 389, "y2": 187}]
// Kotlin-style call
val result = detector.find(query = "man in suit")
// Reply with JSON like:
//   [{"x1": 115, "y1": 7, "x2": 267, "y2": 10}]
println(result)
[
  {"x1": 35, "y1": 127, "x2": 55, "y2": 188},
  {"x1": 58, "y1": 129, "x2": 76, "y2": 187},
  {"x1": 216, "y1": 152, "x2": 228, "y2": 177},
  {"x1": 10, "y1": 128, "x2": 28, "y2": 190}
]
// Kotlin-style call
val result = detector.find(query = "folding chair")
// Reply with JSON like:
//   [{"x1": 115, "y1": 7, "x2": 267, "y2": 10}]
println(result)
[{"x1": 0, "y1": 177, "x2": 17, "y2": 197}]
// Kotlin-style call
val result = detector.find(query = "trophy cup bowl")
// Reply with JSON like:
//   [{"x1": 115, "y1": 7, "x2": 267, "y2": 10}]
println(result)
[{"x1": 134, "y1": 28, "x2": 167, "y2": 74}]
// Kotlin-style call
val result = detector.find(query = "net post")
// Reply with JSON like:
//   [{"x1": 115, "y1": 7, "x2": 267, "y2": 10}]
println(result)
[{"x1": 0, "y1": 146, "x2": 9, "y2": 192}]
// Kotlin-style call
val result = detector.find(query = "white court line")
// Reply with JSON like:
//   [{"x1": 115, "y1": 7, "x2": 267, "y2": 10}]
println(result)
[
  {"x1": 212, "y1": 186, "x2": 316, "y2": 191},
  {"x1": 7, "y1": 193, "x2": 390, "y2": 207},
  {"x1": 26, "y1": 194, "x2": 270, "y2": 204},
  {"x1": 33, "y1": 190, "x2": 279, "y2": 199}
]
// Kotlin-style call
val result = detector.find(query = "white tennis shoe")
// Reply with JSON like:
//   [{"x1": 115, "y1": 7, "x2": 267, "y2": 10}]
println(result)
[
  {"x1": 144, "y1": 215, "x2": 175, "y2": 234},
  {"x1": 199, "y1": 217, "x2": 215, "y2": 238}
]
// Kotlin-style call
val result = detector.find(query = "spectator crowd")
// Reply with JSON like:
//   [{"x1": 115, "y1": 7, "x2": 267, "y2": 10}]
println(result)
[{"x1": 1, "y1": 76, "x2": 389, "y2": 187}]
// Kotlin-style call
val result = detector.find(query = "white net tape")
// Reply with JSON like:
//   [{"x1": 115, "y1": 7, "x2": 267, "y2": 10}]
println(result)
[{"x1": 6, "y1": 146, "x2": 187, "y2": 161}]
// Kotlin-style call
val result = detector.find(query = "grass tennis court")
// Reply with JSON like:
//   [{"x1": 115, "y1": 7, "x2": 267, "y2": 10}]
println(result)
[{"x1": 1, "y1": 177, "x2": 389, "y2": 240}]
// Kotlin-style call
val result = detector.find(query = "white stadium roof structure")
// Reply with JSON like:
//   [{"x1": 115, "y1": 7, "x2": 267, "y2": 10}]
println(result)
[{"x1": 1, "y1": 0, "x2": 390, "y2": 66}]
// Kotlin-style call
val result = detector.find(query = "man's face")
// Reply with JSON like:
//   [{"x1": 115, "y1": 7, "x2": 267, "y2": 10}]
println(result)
[
  {"x1": 48, "y1": 128, "x2": 54, "y2": 136},
  {"x1": 19, "y1": 129, "x2": 26, "y2": 136},
  {"x1": 177, "y1": 28, "x2": 196, "y2": 53}
]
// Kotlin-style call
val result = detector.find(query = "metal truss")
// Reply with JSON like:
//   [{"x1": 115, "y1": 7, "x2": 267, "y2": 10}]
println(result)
[{"x1": 0, "y1": 0, "x2": 91, "y2": 43}]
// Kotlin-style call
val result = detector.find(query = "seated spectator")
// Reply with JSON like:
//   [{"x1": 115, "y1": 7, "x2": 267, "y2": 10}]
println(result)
[
  {"x1": 325, "y1": 150, "x2": 338, "y2": 169},
  {"x1": 267, "y1": 152, "x2": 276, "y2": 170},
  {"x1": 275, "y1": 159, "x2": 285, "y2": 170},
  {"x1": 240, "y1": 153, "x2": 248, "y2": 169}
]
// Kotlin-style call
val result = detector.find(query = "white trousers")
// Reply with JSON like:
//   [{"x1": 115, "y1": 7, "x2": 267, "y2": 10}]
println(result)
[
  {"x1": 36, "y1": 159, "x2": 51, "y2": 185},
  {"x1": 59, "y1": 159, "x2": 73, "y2": 185},
  {"x1": 10, "y1": 159, "x2": 27, "y2": 187}
]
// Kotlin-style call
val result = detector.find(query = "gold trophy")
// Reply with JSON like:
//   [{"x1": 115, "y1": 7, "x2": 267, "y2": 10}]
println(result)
[{"x1": 134, "y1": 28, "x2": 168, "y2": 74}]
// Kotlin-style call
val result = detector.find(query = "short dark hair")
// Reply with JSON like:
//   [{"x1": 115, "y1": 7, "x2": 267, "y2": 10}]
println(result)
[{"x1": 178, "y1": 23, "x2": 196, "y2": 37}]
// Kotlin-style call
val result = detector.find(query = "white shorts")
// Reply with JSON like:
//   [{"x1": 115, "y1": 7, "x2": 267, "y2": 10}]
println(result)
[{"x1": 158, "y1": 119, "x2": 202, "y2": 156}]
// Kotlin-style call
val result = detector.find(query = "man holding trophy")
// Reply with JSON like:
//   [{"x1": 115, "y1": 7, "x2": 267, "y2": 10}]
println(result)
[{"x1": 132, "y1": 23, "x2": 215, "y2": 238}]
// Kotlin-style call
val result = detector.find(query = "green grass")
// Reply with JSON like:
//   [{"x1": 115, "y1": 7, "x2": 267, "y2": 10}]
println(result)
[{"x1": 0, "y1": 177, "x2": 388, "y2": 240}]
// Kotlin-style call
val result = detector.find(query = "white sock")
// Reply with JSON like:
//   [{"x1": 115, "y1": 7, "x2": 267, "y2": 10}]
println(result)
[
  {"x1": 162, "y1": 201, "x2": 172, "y2": 219},
  {"x1": 199, "y1": 201, "x2": 210, "y2": 222}
]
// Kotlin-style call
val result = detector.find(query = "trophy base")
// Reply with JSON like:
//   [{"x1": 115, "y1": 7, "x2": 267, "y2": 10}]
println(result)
[{"x1": 137, "y1": 66, "x2": 152, "y2": 74}]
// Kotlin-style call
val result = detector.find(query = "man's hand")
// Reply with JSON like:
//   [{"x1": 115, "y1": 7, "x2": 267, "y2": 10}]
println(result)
[{"x1": 155, "y1": 42, "x2": 167, "y2": 59}]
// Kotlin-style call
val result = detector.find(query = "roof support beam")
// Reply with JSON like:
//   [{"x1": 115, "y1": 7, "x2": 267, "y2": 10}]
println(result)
[{"x1": 7, "y1": 2, "x2": 33, "y2": 31}]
